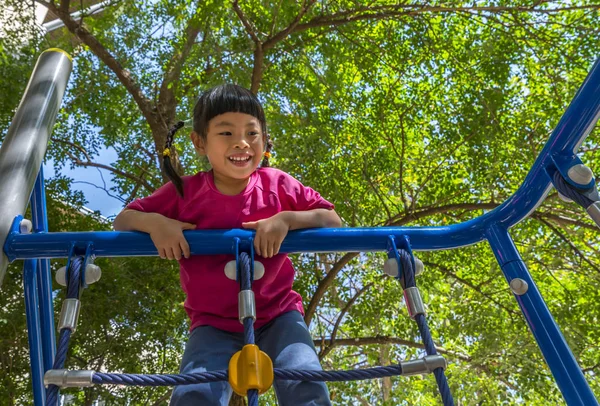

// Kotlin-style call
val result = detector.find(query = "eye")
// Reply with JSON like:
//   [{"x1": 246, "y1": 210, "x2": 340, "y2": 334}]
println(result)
[
  {"x1": 248, "y1": 131, "x2": 260, "y2": 136},
  {"x1": 218, "y1": 131, "x2": 232, "y2": 136}
]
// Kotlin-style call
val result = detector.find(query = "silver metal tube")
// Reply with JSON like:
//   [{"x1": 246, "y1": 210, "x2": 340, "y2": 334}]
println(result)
[
  {"x1": 238, "y1": 290, "x2": 256, "y2": 323},
  {"x1": 44, "y1": 369, "x2": 94, "y2": 387},
  {"x1": 586, "y1": 202, "x2": 600, "y2": 229},
  {"x1": 0, "y1": 49, "x2": 72, "y2": 286},
  {"x1": 58, "y1": 299, "x2": 80, "y2": 332},
  {"x1": 400, "y1": 355, "x2": 447, "y2": 376},
  {"x1": 404, "y1": 287, "x2": 426, "y2": 319}
]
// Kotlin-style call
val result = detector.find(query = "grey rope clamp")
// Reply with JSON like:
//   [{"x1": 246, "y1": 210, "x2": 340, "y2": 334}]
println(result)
[
  {"x1": 383, "y1": 256, "x2": 424, "y2": 278},
  {"x1": 238, "y1": 290, "x2": 256, "y2": 323},
  {"x1": 404, "y1": 287, "x2": 426, "y2": 319},
  {"x1": 224, "y1": 260, "x2": 265, "y2": 281},
  {"x1": 400, "y1": 355, "x2": 447, "y2": 376},
  {"x1": 44, "y1": 369, "x2": 94, "y2": 387},
  {"x1": 58, "y1": 298, "x2": 81, "y2": 332}
]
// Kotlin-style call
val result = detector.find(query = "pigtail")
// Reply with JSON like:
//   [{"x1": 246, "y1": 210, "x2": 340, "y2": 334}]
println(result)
[
  {"x1": 261, "y1": 135, "x2": 273, "y2": 168},
  {"x1": 163, "y1": 120, "x2": 186, "y2": 196}
]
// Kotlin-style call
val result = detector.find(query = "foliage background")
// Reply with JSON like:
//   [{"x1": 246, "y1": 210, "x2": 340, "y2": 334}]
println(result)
[{"x1": 1, "y1": 1, "x2": 600, "y2": 405}]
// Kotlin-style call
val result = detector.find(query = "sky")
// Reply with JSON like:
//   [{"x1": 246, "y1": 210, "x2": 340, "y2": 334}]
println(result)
[{"x1": 44, "y1": 146, "x2": 125, "y2": 219}]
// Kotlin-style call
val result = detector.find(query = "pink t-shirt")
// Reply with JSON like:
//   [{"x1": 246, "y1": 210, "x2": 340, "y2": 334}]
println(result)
[{"x1": 126, "y1": 167, "x2": 334, "y2": 332}]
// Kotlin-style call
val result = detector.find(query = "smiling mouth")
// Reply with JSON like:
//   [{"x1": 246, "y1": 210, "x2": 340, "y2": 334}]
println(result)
[{"x1": 228, "y1": 156, "x2": 252, "y2": 163}]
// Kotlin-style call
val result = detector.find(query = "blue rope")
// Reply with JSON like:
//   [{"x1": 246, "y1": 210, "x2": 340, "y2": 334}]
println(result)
[
  {"x1": 46, "y1": 257, "x2": 83, "y2": 406},
  {"x1": 238, "y1": 252, "x2": 259, "y2": 405},
  {"x1": 552, "y1": 171, "x2": 595, "y2": 208},
  {"x1": 93, "y1": 370, "x2": 229, "y2": 385},
  {"x1": 46, "y1": 251, "x2": 453, "y2": 405},
  {"x1": 398, "y1": 249, "x2": 454, "y2": 406},
  {"x1": 91, "y1": 365, "x2": 405, "y2": 386}
]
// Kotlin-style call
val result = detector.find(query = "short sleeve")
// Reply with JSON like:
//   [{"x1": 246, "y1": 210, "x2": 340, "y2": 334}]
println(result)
[
  {"x1": 278, "y1": 173, "x2": 334, "y2": 212},
  {"x1": 126, "y1": 181, "x2": 180, "y2": 219}
]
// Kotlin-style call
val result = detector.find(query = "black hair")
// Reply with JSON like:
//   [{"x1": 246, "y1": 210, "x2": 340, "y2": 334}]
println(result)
[{"x1": 163, "y1": 84, "x2": 272, "y2": 196}]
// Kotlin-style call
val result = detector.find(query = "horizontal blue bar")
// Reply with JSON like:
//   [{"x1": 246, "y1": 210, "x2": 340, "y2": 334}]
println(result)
[
  {"x1": 4, "y1": 59, "x2": 600, "y2": 261},
  {"x1": 7, "y1": 227, "x2": 458, "y2": 259}
]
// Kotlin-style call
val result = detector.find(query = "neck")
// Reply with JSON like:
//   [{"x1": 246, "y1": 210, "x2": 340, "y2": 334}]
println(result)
[{"x1": 212, "y1": 171, "x2": 251, "y2": 195}]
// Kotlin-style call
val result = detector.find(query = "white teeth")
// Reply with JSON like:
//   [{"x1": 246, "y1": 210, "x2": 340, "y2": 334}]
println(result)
[{"x1": 229, "y1": 156, "x2": 251, "y2": 162}]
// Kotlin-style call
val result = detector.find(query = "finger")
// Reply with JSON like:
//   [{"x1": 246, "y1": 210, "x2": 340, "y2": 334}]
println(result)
[
  {"x1": 242, "y1": 222, "x2": 258, "y2": 229},
  {"x1": 158, "y1": 248, "x2": 167, "y2": 259},
  {"x1": 181, "y1": 239, "x2": 191, "y2": 258},
  {"x1": 261, "y1": 240, "x2": 269, "y2": 259},
  {"x1": 253, "y1": 235, "x2": 261, "y2": 257},
  {"x1": 165, "y1": 248, "x2": 175, "y2": 260},
  {"x1": 172, "y1": 245, "x2": 182, "y2": 260},
  {"x1": 181, "y1": 222, "x2": 196, "y2": 230},
  {"x1": 266, "y1": 242, "x2": 274, "y2": 258},
  {"x1": 273, "y1": 240, "x2": 282, "y2": 256}
]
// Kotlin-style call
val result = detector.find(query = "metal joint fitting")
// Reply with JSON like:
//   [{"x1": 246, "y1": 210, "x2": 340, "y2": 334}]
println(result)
[
  {"x1": 44, "y1": 369, "x2": 94, "y2": 387},
  {"x1": 238, "y1": 290, "x2": 256, "y2": 323},
  {"x1": 400, "y1": 355, "x2": 447, "y2": 376},
  {"x1": 58, "y1": 299, "x2": 80, "y2": 332},
  {"x1": 509, "y1": 278, "x2": 529, "y2": 295},
  {"x1": 586, "y1": 202, "x2": 600, "y2": 228},
  {"x1": 404, "y1": 287, "x2": 426, "y2": 319}
]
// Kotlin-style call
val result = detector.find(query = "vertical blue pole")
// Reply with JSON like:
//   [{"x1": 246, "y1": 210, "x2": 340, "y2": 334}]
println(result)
[
  {"x1": 30, "y1": 167, "x2": 56, "y2": 373},
  {"x1": 23, "y1": 258, "x2": 46, "y2": 406},
  {"x1": 486, "y1": 225, "x2": 598, "y2": 405}
]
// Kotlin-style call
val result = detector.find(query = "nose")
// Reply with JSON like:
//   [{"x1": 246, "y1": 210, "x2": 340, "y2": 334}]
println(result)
[{"x1": 233, "y1": 133, "x2": 250, "y2": 149}]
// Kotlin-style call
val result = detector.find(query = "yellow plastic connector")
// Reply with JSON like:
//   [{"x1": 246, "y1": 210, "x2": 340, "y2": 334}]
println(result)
[{"x1": 228, "y1": 344, "x2": 274, "y2": 396}]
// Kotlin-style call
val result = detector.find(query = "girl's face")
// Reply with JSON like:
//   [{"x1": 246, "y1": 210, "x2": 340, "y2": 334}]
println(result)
[{"x1": 192, "y1": 112, "x2": 265, "y2": 184}]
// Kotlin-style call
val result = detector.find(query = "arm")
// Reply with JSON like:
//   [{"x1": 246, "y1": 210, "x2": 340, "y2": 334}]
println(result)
[
  {"x1": 114, "y1": 209, "x2": 169, "y2": 232},
  {"x1": 113, "y1": 209, "x2": 196, "y2": 260},
  {"x1": 278, "y1": 208, "x2": 342, "y2": 230},
  {"x1": 242, "y1": 208, "x2": 342, "y2": 258}
]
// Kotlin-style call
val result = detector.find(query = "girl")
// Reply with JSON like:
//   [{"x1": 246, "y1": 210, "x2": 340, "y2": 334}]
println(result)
[{"x1": 113, "y1": 84, "x2": 341, "y2": 405}]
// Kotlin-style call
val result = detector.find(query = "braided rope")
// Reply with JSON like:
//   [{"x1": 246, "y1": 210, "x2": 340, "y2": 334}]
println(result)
[
  {"x1": 552, "y1": 171, "x2": 595, "y2": 208},
  {"x1": 45, "y1": 251, "x2": 455, "y2": 406},
  {"x1": 398, "y1": 250, "x2": 454, "y2": 406},
  {"x1": 238, "y1": 252, "x2": 259, "y2": 405},
  {"x1": 47, "y1": 257, "x2": 83, "y2": 406},
  {"x1": 91, "y1": 365, "x2": 405, "y2": 386},
  {"x1": 93, "y1": 370, "x2": 228, "y2": 386}
]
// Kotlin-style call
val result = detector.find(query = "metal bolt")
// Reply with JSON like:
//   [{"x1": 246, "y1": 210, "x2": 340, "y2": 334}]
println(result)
[
  {"x1": 567, "y1": 164, "x2": 593, "y2": 185},
  {"x1": 509, "y1": 278, "x2": 528, "y2": 295},
  {"x1": 20, "y1": 219, "x2": 32, "y2": 234}
]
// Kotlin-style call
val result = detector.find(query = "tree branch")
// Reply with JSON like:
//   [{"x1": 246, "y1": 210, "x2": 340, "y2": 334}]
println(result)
[
  {"x1": 263, "y1": 0, "x2": 318, "y2": 50},
  {"x1": 304, "y1": 252, "x2": 357, "y2": 326},
  {"x1": 537, "y1": 218, "x2": 600, "y2": 274},
  {"x1": 53, "y1": 137, "x2": 156, "y2": 193},
  {"x1": 232, "y1": 0, "x2": 261, "y2": 43},
  {"x1": 319, "y1": 282, "x2": 374, "y2": 359},
  {"x1": 314, "y1": 335, "x2": 469, "y2": 360},
  {"x1": 45, "y1": 2, "x2": 155, "y2": 124},
  {"x1": 306, "y1": 200, "x2": 590, "y2": 327},
  {"x1": 270, "y1": 4, "x2": 600, "y2": 42},
  {"x1": 424, "y1": 260, "x2": 519, "y2": 316},
  {"x1": 158, "y1": 4, "x2": 204, "y2": 120}
]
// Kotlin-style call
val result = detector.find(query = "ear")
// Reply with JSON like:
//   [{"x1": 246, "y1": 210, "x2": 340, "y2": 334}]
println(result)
[{"x1": 191, "y1": 131, "x2": 206, "y2": 155}]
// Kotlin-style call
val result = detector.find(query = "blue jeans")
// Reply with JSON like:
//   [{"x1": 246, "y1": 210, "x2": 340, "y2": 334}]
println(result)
[{"x1": 171, "y1": 311, "x2": 331, "y2": 405}]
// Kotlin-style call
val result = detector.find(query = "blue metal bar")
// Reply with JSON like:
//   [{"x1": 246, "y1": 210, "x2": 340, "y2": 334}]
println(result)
[
  {"x1": 30, "y1": 167, "x2": 56, "y2": 373},
  {"x1": 3, "y1": 60, "x2": 600, "y2": 260},
  {"x1": 486, "y1": 225, "x2": 598, "y2": 406},
  {"x1": 23, "y1": 259, "x2": 46, "y2": 406}
]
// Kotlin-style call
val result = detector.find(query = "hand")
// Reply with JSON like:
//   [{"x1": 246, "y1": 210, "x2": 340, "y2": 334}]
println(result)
[
  {"x1": 149, "y1": 216, "x2": 196, "y2": 260},
  {"x1": 242, "y1": 213, "x2": 290, "y2": 258}
]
